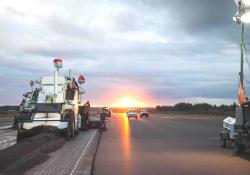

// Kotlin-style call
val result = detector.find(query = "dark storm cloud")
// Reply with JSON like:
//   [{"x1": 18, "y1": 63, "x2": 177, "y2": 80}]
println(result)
[
  {"x1": 136, "y1": 0, "x2": 240, "y2": 41},
  {"x1": 140, "y1": 0, "x2": 235, "y2": 30}
]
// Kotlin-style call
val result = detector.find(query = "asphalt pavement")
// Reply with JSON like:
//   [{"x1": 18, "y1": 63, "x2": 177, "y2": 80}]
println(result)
[
  {"x1": 93, "y1": 113, "x2": 250, "y2": 175},
  {"x1": 0, "y1": 128, "x2": 16, "y2": 151},
  {"x1": 25, "y1": 129, "x2": 100, "y2": 175}
]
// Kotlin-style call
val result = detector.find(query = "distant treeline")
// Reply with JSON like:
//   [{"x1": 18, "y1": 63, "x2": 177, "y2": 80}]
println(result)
[
  {"x1": 0, "y1": 103, "x2": 237, "y2": 115},
  {"x1": 0, "y1": 106, "x2": 19, "y2": 113},
  {"x1": 155, "y1": 103, "x2": 236, "y2": 114}
]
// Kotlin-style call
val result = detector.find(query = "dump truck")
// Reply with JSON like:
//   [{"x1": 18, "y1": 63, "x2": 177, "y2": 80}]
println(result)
[{"x1": 17, "y1": 58, "x2": 86, "y2": 141}]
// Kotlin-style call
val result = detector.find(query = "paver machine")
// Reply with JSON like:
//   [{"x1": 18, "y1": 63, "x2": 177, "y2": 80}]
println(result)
[{"x1": 17, "y1": 58, "x2": 86, "y2": 141}]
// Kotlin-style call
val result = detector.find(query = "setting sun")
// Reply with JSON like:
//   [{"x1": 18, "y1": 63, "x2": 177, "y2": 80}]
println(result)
[{"x1": 111, "y1": 96, "x2": 146, "y2": 107}]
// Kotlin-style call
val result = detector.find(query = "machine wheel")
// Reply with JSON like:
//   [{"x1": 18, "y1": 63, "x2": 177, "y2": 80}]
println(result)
[
  {"x1": 66, "y1": 126, "x2": 71, "y2": 140},
  {"x1": 16, "y1": 122, "x2": 24, "y2": 142},
  {"x1": 234, "y1": 133, "x2": 246, "y2": 153},
  {"x1": 13, "y1": 116, "x2": 18, "y2": 128},
  {"x1": 220, "y1": 138, "x2": 227, "y2": 148},
  {"x1": 66, "y1": 121, "x2": 75, "y2": 139},
  {"x1": 64, "y1": 110, "x2": 75, "y2": 139},
  {"x1": 234, "y1": 137, "x2": 246, "y2": 154},
  {"x1": 85, "y1": 120, "x2": 89, "y2": 130},
  {"x1": 75, "y1": 114, "x2": 81, "y2": 135},
  {"x1": 220, "y1": 132, "x2": 228, "y2": 148},
  {"x1": 234, "y1": 140, "x2": 246, "y2": 153},
  {"x1": 17, "y1": 130, "x2": 23, "y2": 142},
  {"x1": 75, "y1": 120, "x2": 79, "y2": 135},
  {"x1": 71, "y1": 118, "x2": 75, "y2": 137},
  {"x1": 103, "y1": 124, "x2": 107, "y2": 131}
]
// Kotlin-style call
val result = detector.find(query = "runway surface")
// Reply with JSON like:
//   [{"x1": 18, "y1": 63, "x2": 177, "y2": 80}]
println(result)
[
  {"x1": 94, "y1": 113, "x2": 250, "y2": 175},
  {"x1": 0, "y1": 120, "x2": 16, "y2": 151},
  {"x1": 25, "y1": 129, "x2": 100, "y2": 175}
]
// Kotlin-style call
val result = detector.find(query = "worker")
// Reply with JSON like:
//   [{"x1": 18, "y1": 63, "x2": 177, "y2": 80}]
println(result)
[
  {"x1": 86, "y1": 101, "x2": 90, "y2": 108},
  {"x1": 81, "y1": 101, "x2": 90, "y2": 129},
  {"x1": 83, "y1": 101, "x2": 90, "y2": 111},
  {"x1": 83, "y1": 101, "x2": 91, "y2": 117},
  {"x1": 72, "y1": 78, "x2": 79, "y2": 90},
  {"x1": 71, "y1": 78, "x2": 79, "y2": 96},
  {"x1": 66, "y1": 83, "x2": 73, "y2": 100}
]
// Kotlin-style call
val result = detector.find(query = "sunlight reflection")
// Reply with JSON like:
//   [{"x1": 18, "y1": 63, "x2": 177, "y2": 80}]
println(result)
[{"x1": 121, "y1": 113, "x2": 131, "y2": 160}]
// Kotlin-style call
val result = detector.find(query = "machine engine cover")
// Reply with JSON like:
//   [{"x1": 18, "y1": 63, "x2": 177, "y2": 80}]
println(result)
[{"x1": 223, "y1": 117, "x2": 236, "y2": 139}]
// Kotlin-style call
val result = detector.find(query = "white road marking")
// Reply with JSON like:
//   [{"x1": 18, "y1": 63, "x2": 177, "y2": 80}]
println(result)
[
  {"x1": 70, "y1": 130, "x2": 97, "y2": 175},
  {"x1": 159, "y1": 117, "x2": 219, "y2": 120},
  {"x1": 160, "y1": 137, "x2": 220, "y2": 141},
  {"x1": 0, "y1": 125, "x2": 12, "y2": 129},
  {"x1": 0, "y1": 138, "x2": 16, "y2": 144},
  {"x1": 0, "y1": 142, "x2": 16, "y2": 150}
]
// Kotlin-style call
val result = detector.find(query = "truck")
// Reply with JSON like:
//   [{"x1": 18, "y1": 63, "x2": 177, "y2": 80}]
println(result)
[
  {"x1": 88, "y1": 108, "x2": 108, "y2": 130},
  {"x1": 101, "y1": 107, "x2": 111, "y2": 117},
  {"x1": 17, "y1": 58, "x2": 86, "y2": 141},
  {"x1": 140, "y1": 109, "x2": 149, "y2": 118},
  {"x1": 220, "y1": 103, "x2": 250, "y2": 153},
  {"x1": 126, "y1": 109, "x2": 138, "y2": 119}
]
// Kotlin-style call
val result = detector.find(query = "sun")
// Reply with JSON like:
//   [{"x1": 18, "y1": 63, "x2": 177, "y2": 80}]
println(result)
[{"x1": 111, "y1": 96, "x2": 146, "y2": 107}]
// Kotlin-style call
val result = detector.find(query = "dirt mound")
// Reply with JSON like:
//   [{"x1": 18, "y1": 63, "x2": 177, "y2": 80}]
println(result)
[{"x1": 0, "y1": 132, "x2": 66, "y2": 175}]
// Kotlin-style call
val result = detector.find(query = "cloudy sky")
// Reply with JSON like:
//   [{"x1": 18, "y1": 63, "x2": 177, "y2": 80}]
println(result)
[{"x1": 0, "y1": 0, "x2": 247, "y2": 106}]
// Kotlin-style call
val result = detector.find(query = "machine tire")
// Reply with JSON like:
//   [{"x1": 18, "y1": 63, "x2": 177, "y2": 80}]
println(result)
[
  {"x1": 64, "y1": 110, "x2": 75, "y2": 139},
  {"x1": 70, "y1": 118, "x2": 75, "y2": 137},
  {"x1": 75, "y1": 120, "x2": 79, "y2": 135},
  {"x1": 85, "y1": 120, "x2": 89, "y2": 130},
  {"x1": 75, "y1": 114, "x2": 81, "y2": 135},
  {"x1": 234, "y1": 140, "x2": 246, "y2": 153},
  {"x1": 66, "y1": 126, "x2": 71, "y2": 140},
  {"x1": 234, "y1": 144, "x2": 246, "y2": 153},
  {"x1": 16, "y1": 122, "x2": 24, "y2": 142},
  {"x1": 102, "y1": 124, "x2": 107, "y2": 131},
  {"x1": 220, "y1": 138, "x2": 227, "y2": 148},
  {"x1": 220, "y1": 132, "x2": 228, "y2": 148},
  {"x1": 17, "y1": 130, "x2": 23, "y2": 142}
]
